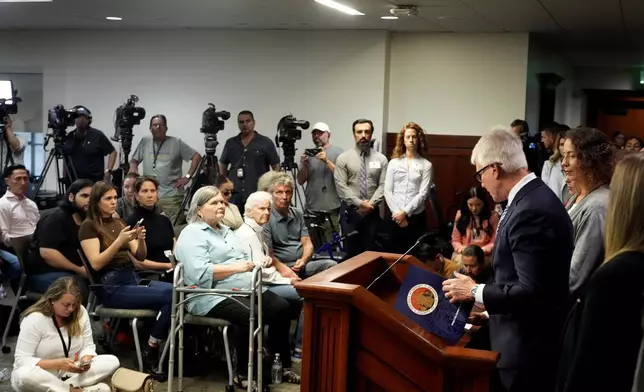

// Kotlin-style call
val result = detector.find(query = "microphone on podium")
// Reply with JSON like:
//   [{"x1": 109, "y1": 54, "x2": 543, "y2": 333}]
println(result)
[{"x1": 365, "y1": 232, "x2": 432, "y2": 290}]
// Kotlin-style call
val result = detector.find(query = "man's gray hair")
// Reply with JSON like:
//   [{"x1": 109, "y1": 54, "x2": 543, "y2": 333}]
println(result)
[
  {"x1": 471, "y1": 125, "x2": 528, "y2": 173},
  {"x1": 186, "y1": 185, "x2": 220, "y2": 224},
  {"x1": 266, "y1": 172, "x2": 293, "y2": 193},
  {"x1": 244, "y1": 191, "x2": 272, "y2": 216}
]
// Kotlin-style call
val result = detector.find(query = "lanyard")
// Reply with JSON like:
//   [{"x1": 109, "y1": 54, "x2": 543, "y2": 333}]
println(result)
[
  {"x1": 51, "y1": 315, "x2": 72, "y2": 358},
  {"x1": 152, "y1": 139, "x2": 166, "y2": 170}
]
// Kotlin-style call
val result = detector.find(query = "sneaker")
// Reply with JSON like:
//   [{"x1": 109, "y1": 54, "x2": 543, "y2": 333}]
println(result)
[
  {"x1": 82, "y1": 382, "x2": 112, "y2": 392},
  {"x1": 291, "y1": 348, "x2": 302, "y2": 363}
]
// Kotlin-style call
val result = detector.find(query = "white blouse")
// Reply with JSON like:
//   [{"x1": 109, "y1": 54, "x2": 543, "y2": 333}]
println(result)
[
  {"x1": 384, "y1": 156, "x2": 433, "y2": 216},
  {"x1": 541, "y1": 159, "x2": 566, "y2": 202},
  {"x1": 234, "y1": 218, "x2": 291, "y2": 285},
  {"x1": 13, "y1": 307, "x2": 96, "y2": 374}
]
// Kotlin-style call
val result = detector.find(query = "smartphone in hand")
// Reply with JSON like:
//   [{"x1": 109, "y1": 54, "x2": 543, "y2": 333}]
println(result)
[{"x1": 134, "y1": 218, "x2": 144, "y2": 229}]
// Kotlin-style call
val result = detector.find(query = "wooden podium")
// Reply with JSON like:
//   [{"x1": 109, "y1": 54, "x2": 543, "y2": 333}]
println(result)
[{"x1": 295, "y1": 252, "x2": 499, "y2": 392}]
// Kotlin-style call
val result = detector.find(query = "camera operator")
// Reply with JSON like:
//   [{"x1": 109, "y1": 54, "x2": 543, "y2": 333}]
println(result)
[
  {"x1": 219, "y1": 110, "x2": 280, "y2": 212},
  {"x1": 1, "y1": 116, "x2": 26, "y2": 165},
  {"x1": 510, "y1": 119, "x2": 542, "y2": 175},
  {"x1": 129, "y1": 114, "x2": 201, "y2": 225},
  {"x1": 296, "y1": 122, "x2": 343, "y2": 242},
  {"x1": 62, "y1": 106, "x2": 117, "y2": 183}
]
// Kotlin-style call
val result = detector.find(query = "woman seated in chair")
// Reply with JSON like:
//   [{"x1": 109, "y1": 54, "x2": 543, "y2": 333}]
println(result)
[
  {"x1": 125, "y1": 176, "x2": 175, "y2": 276},
  {"x1": 451, "y1": 187, "x2": 498, "y2": 263},
  {"x1": 12, "y1": 276, "x2": 119, "y2": 392},
  {"x1": 175, "y1": 186, "x2": 300, "y2": 387},
  {"x1": 235, "y1": 191, "x2": 305, "y2": 362},
  {"x1": 217, "y1": 175, "x2": 243, "y2": 230},
  {"x1": 78, "y1": 181, "x2": 172, "y2": 379}
]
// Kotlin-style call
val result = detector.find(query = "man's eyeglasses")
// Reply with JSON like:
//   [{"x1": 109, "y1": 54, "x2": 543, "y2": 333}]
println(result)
[{"x1": 473, "y1": 163, "x2": 498, "y2": 182}]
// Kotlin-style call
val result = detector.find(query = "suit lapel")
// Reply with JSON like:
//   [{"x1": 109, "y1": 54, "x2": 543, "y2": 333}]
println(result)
[{"x1": 491, "y1": 178, "x2": 542, "y2": 267}]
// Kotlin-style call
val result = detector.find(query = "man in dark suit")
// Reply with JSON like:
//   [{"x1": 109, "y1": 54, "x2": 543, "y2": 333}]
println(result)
[{"x1": 443, "y1": 126, "x2": 574, "y2": 392}]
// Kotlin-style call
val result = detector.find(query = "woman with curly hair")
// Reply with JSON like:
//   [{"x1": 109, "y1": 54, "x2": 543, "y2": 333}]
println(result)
[
  {"x1": 384, "y1": 122, "x2": 433, "y2": 253},
  {"x1": 562, "y1": 127, "x2": 612, "y2": 299},
  {"x1": 450, "y1": 187, "x2": 498, "y2": 263}
]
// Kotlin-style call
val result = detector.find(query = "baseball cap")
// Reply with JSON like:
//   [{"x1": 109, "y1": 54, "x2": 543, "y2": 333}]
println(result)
[{"x1": 311, "y1": 122, "x2": 330, "y2": 133}]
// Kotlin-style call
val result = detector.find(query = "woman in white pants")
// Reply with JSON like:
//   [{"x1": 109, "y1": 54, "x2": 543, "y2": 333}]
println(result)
[{"x1": 11, "y1": 277, "x2": 119, "y2": 392}]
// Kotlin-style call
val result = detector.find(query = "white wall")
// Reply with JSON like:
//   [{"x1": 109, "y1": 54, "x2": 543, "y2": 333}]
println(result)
[
  {"x1": 524, "y1": 38, "x2": 576, "y2": 131},
  {"x1": 0, "y1": 73, "x2": 42, "y2": 133},
  {"x1": 0, "y1": 30, "x2": 389, "y2": 191},
  {"x1": 387, "y1": 33, "x2": 530, "y2": 136}
]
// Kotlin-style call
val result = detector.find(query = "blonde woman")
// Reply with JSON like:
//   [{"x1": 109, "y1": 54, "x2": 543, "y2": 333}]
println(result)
[
  {"x1": 12, "y1": 277, "x2": 119, "y2": 392},
  {"x1": 557, "y1": 153, "x2": 644, "y2": 392},
  {"x1": 541, "y1": 130, "x2": 566, "y2": 202}
]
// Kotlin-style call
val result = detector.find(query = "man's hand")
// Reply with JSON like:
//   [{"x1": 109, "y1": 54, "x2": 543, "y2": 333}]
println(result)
[
  {"x1": 357, "y1": 200, "x2": 374, "y2": 216},
  {"x1": 468, "y1": 311, "x2": 489, "y2": 326},
  {"x1": 315, "y1": 149, "x2": 328, "y2": 163},
  {"x1": 442, "y1": 272, "x2": 476, "y2": 304},
  {"x1": 3, "y1": 116, "x2": 12, "y2": 128},
  {"x1": 173, "y1": 177, "x2": 190, "y2": 189},
  {"x1": 300, "y1": 154, "x2": 309, "y2": 167},
  {"x1": 291, "y1": 258, "x2": 306, "y2": 273},
  {"x1": 398, "y1": 217, "x2": 408, "y2": 228},
  {"x1": 103, "y1": 171, "x2": 112, "y2": 181}
]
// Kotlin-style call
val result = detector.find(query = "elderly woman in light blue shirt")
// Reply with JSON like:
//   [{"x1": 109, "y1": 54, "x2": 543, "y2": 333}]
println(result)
[{"x1": 174, "y1": 186, "x2": 299, "y2": 387}]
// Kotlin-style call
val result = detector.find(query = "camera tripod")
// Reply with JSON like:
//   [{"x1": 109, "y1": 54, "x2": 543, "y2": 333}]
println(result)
[
  {"x1": 32, "y1": 132, "x2": 77, "y2": 200},
  {"x1": 281, "y1": 153, "x2": 303, "y2": 209},
  {"x1": 174, "y1": 133, "x2": 220, "y2": 226}
]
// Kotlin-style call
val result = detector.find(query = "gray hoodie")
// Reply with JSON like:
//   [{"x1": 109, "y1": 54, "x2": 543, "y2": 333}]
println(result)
[{"x1": 567, "y1": 186, "x2": 609, "y2": 298}]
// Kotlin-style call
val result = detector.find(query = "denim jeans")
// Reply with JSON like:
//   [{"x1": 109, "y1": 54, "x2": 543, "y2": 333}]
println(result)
[
  {"x1": 28, "y1": 271, "x2": 89, "y2": 304},
  {"x1": 0, "y1": 250, "x2": 21, "y2": 280},
  {"x1": 100, "y1": 267, "x2": 173, "y2": 341},
  {"x1": 266, "y1": 284, "x2": 303, "y2": 350}
]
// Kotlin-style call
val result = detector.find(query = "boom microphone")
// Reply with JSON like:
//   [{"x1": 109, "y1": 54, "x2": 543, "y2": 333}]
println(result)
[{"x1": 365, "y1": 232, "x2": 432, "y2": 291}]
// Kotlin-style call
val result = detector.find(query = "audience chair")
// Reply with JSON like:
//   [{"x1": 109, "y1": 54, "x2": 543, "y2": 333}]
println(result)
[
  {"x1": 166, "y1": 262, "x2": 264, "y2": 392},
  {"x1": 77, "y1": 249, "x2": 160, "y2": 372},
  {"x1": 1, "y1": 235, "x2": 41, "y2": 354}
]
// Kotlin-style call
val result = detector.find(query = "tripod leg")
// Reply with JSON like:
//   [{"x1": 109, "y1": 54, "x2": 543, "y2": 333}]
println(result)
[
  {"x1": 32, "y1": 151, "x2": 56, "y2": 200},
  {"x1": 173, "y1": 156, "x2": 205, "y2": 226}
]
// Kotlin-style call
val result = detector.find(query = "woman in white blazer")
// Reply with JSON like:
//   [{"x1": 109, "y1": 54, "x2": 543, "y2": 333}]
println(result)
[{"x1": 12, "y1": 277, "x2": 119, "y2": 392}]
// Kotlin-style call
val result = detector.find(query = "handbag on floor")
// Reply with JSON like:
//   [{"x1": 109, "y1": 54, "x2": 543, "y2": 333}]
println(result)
[{"x1": 111, "y1": 367, "x2": 154, "y2": 392}]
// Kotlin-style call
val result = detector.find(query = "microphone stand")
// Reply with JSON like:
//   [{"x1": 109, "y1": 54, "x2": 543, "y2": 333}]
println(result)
[{"x1": 365, "y1": 233, "x2": 429, "y2": 291}]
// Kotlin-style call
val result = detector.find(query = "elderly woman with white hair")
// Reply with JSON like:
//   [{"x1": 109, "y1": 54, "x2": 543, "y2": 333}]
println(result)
[
  {"x1": 174, "y1": 186, "x2": 300, "y2": 387},
  {"x1": 235, "y1": 191, "x2": 305, "y2": 361}
]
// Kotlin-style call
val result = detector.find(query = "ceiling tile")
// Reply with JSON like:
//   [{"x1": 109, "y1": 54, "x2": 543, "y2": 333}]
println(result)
[
  {"x1": 462, "y1": 0, "x2": 561, "y2": 32},
  {"x1": 538, "y1": 0, "x2": 623, "y2": 31}
]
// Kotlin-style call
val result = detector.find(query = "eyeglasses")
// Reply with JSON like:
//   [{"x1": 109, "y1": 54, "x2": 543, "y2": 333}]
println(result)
[{"x1": 473, "y1": 163, "x2": 498, "y2": 182}]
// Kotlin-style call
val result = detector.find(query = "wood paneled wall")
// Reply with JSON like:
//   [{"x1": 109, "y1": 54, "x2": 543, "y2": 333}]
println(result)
[{"x1": 386, "y1": 134, "x2": 480, "y2": 229}]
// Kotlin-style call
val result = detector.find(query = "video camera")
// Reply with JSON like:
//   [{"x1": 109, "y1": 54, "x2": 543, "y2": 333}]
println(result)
[
  {"x1": 47, "y1": 104, "x2": 81, "y2": 134},
  {"x1": 112, "y1": 95, "x2": 146, "y2": 155},
  {"x1": 275, "y1": 115, "x2": 309, "y2": 169},
  {"x1": 200, "y1": 104, "x2": 230, "y2": 155},
  {"x1": 0, "y1": 81, "x2": 21, "y2": 129}
]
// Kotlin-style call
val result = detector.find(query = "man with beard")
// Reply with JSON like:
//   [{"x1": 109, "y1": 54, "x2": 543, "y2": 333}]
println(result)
[
  {"x1": 25, "y1": 179, "x2": 93, "y2": 300},
  {"x1": 296, "y1": 122, "x2": 343, "y2": 243},
  {"x1": 334, "y1": 119, "x2": 388, "y2": 258}
]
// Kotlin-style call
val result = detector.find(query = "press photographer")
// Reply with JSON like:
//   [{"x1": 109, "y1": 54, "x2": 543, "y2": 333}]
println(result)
[
  {"x1": 219, "y1": 110, "x2": 280, "y2": 211},
  {"x1": 296, "y1": 122, "x2": 343, "y2": 242},
  {"x1": 62, "y1": 105, "x2": 117, "y2": 184},
  {"x1": 0, "y1": 81, "x2": 27, "y2": 172},
  {"x1": 129, "y1": 114, "x2": 201, "y2": 225}
]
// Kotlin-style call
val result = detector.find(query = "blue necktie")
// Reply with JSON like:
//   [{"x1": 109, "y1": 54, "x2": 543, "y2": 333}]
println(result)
[{"x1": 497, "y1": 203, "x2": 509, "y2": 232}]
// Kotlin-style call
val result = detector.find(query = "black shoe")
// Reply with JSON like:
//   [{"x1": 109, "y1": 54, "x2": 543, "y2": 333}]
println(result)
[{"x1": 142, "y1": 345, "x2": 167, "y2": 382}]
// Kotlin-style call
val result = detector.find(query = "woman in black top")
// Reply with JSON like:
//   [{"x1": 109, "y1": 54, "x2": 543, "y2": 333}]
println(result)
[
  {"x1": 126, "y1": 176, "x2": 175, "y2": 272},
  {"x1": 557, "y1": 153, "x2": 644, "y2": 392}
]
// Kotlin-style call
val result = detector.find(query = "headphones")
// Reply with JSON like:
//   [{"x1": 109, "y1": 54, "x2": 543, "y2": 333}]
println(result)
[{"x1": 72, "y1": 105, "x2": 92, "y2": 125}]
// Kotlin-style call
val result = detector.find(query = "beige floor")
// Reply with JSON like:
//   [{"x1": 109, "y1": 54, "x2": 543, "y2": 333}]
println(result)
[{"x1": 0, "y1": 336, "x2": 300, "y2": 392}]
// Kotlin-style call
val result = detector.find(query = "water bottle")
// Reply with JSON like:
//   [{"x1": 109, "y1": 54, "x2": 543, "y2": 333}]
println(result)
[
  {"x1": 271, "y1": 353, "x2": 282, "y2": 384},
  {"x1": 0, "y1": 368, "x2": 11, "y2": 382}
]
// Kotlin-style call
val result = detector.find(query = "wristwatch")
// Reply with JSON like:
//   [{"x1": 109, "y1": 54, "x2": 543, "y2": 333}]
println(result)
[
  {"x1": 470, "y1": 284, "x2": 479, "y2": 300},
  {"x1": 184, "y1": 173, "x2": 192, "y2": 179}
]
